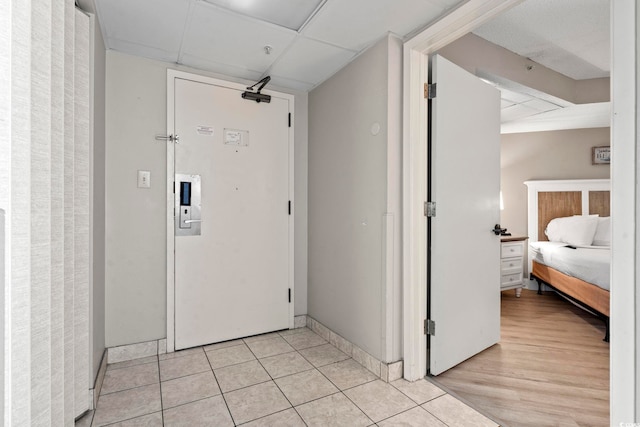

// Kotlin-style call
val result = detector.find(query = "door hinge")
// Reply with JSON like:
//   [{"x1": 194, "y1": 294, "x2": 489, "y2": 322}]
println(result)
[
  {"x1": 425, "y1": 83, "x2": 436, "y2": 99},
  {"x1": 424, "y1": 319, "x2": 435, "y2": 336},
  {"x1": 424, "y1": 201, "x2": 436, "y2": 217},
  {"x1": 288, "y1": 200, "x2": 291, "y2": 215},
  {"x1": 155, "y1": 134, "x2": 180, "y2": 143},
  {"x1": 288, "y1": 288, "x2": 291, "y2": 303},
  {"x1": 288, "y1": 112, "x2": 291, "y2": 127}
]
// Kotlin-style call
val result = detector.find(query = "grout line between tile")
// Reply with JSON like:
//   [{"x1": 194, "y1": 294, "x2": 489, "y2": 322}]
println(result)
[
  {"x1": 425, "y1": 377, "x2": 503, "y2": 426},
  {"x1": 204, "y1": 344, "x2": 237, "y2": 426},
  {"x1": 159, "y1": 366, "x2": 211, "y2": 383},
  {"x1": 332, "y1": 389, "x2": 376, "y2": 426},
  {"x1": 156, "y1": 355, "x2": 165, "y2": 426},
  {"x1": 99, "y1": 410, "x2": 163, "y2": 427},
  {"x1": 98, "y1": 379, "x2": 160, "y2": 397},
  {"x1": 292, "y1": 389, "x2": 344, "y2": 409},
  {"x1": 387, "y1": 379, "x2": 443, "y2": 406},
  {"x1": 207, "y1": 354, "x2": 259, "y2": 371},
  {"x1": 106, "y1": 357, "x2": 158, "y2": 372},
  {"x1": 373, "y1": 404, "x2": 422, "y2": 425},
  {"x1": 339, "y1": 376, "x2": 378, "y2": 392},
  {"x1": 234, "y1": 407, "x2": 305, "y2": 427}
]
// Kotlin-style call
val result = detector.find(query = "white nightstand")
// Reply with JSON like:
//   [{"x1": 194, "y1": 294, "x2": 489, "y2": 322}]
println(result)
[{"x1": 500, "y1": 236, "x2": 528, "y2": 297}]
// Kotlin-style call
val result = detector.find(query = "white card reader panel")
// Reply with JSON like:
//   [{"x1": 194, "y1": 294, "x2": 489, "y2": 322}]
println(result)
[{"x1": 175, "y1": 174, "x2": 201, "y2": 236}]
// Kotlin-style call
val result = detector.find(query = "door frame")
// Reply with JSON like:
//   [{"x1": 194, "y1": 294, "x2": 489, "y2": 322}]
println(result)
[
  {"x1": 165, "y1": 70, "x2": 295, "y2": 353},
  {"x1": 401, "y1": 0, "x2": 525, "y2": 382}
]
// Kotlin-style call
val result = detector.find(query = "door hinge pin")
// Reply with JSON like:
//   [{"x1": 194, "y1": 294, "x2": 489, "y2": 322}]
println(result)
[
  {"x1": 424, "y1": 201, "x2": 436, "y2": 217},
  {"x1": 425, "y1": 319, "x2": 435, "y2": 336},
  {"x1": 288, "y1": 288, "x2": 291, "y2": 303}
]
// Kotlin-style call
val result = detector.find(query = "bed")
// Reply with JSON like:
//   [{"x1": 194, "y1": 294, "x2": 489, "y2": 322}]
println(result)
[{"x1": 524, "y1": 179, "x2": 610, "y2": 341}]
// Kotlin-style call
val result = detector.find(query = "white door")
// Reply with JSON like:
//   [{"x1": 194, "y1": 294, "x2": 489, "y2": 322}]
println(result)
[
  {"x1": 429, "y1": 55, "x2": 501, "y2": 375},
  {"x1": 173, "y1": 77, "x2": 292, "y2": 350}
]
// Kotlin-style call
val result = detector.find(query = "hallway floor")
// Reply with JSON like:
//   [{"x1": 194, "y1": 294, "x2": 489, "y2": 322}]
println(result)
[{"x1": 77, "y1": 327, "x2": 497, "y2": 426}]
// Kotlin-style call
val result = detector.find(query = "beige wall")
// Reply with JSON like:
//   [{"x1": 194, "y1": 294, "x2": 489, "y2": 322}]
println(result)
[
  {"x1": 308, "y1": 35, "x2": 403, "y2": 362},
  {"x1": 500, "y1": 127, "x2": 611, "y2": 240},
  {"x1": 438, "y1": 33, "x2": 609, "y2": 104},
  {"x1": 105, "y1": 51, "x2": 308, "y2": 347}
]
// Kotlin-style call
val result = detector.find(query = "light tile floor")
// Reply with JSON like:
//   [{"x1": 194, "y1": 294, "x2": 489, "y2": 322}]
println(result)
[{"x1": 76, "y1": 327, "x2": 498, "y2": 427}]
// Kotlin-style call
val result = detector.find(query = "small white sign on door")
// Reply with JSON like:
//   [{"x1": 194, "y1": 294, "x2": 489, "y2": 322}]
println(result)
[
  {"x1": 196, "y1": 125, "x2": 214, "y2": 136},
  {"x1": 224, "y1": 128, "x2": 249, "y2": 146}
]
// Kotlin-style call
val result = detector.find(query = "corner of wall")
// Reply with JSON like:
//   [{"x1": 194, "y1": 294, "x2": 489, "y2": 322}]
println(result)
[{"x1": 91, "y1": 6, "x2": 107, "y2": 382}]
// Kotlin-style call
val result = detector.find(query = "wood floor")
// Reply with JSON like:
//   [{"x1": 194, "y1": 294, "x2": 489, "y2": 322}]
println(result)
[{"x1": 432, "y1": 289, "x2": 609, "y2": 427}]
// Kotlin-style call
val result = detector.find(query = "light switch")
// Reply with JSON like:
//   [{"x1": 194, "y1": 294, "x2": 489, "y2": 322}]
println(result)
[{"x1": 138, "y1": 170, "x2": 151, "y2": 188}]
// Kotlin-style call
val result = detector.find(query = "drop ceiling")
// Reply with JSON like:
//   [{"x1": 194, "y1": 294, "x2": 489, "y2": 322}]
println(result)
[
  {"x1": 473, "y1": 0, "x2": 610, "y2": 80},
  {"x1": 473, "y1": 0, "x2": 610, "y2": 132},
  {"x1": 93, "y1": 0, "x2": 464, "y2": 92},
  {"x1": 90, "y1": 0, "x2": 611, "y2": 131}
]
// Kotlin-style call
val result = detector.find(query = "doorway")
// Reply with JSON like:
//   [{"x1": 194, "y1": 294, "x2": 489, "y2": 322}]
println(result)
[
  {"x1": 402, "y1": 0, "x2": 633, "y2": 424},
  {"x1": 166, "y1": 71, "x2": 295, "y2": 352}
]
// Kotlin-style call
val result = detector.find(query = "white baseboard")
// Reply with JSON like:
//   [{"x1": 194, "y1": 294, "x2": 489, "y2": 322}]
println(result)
[
  {"x1": 90, "y1": 349, "x2": 107, "y2": 410},
  {"x1": 306, "y1": 316, "x2": 403, "y2": 383},
  {"x1": 107, "y1": 338, "x2": 166, "y2": 365},
  {"x1": 103, "y1": 316, "x2": 407, "y2": 384},
  {"x1": 294, "y1": 315, "x2": 307, "y2": 328}
]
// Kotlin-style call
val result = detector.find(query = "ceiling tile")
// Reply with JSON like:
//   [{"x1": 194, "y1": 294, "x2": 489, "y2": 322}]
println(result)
[
  {"x1": 95, "y1": 0, "x2": 190, "y2": 54},
  {"x1": 202, "y1": 0, "x2": 324, "y2": 31},
  {"x1": 180, "y1": 54, "x2": 264, "y2": 82},
  {"x1": 269, "y1": 37, "x2": 356, "y2": 85},
  {"x1": 474, "y1": 0, "x2": 609, "y2": 80},
  {"x1": 501, "y1": 102, "x2": 611, "y2": 134},
  {"x1": 500, "y1": 99, "x2": 516, "y2": 109},
  {"x1": 499, "y1": 88, "x2": 532, "y2": 104},
  {"x1": 521, "y1": 99, "x2": 562, "y2": 114},
  {"x1": 302, "y1": 0, "x2": 458, "y2": 51},
  {"x1": 269, "y1": 75, "x2": 316, "y2": 92},
  {"x1": 181, "y1": 2, "x2": 297, "y2": 73},
  {"x1": 501, "y1": 104, "x2": 540, "y2": 123}
]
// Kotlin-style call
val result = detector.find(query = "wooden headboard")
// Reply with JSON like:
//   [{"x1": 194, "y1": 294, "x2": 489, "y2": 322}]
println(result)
[
  {"x1": 524, "y1": 179, "x2": 610, "y2": 276},
  {"x1": 525, "y1": 179, "x2": 611, "y2": 243}
]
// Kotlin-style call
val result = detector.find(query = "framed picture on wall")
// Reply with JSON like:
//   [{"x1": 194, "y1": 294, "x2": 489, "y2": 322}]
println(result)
[{"x1": 592, "y1": 146, "x2": 610, "y2": 165}]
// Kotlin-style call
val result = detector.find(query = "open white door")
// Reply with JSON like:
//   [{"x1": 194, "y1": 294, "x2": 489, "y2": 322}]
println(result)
[{"x1": 429, "y1": 55, "x2": 501, "y2": 375}]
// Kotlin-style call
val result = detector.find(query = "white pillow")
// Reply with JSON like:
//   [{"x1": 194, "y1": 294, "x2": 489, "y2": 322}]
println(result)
[
  {"x1": 592, "y1": 216, "x2": 611, "y2": 246},
  {"x1": 545, "y1": 215, "x2": 599, "y2": 246}
]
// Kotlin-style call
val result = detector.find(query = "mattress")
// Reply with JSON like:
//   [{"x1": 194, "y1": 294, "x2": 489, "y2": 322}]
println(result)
[{"x1": 529, "y1": 241, "x2": 611, "y2": 291}]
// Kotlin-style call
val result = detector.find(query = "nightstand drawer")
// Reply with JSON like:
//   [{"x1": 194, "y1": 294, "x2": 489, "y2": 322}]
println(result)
[
  {"x1": 501, "y1": 257, "x2": 523, "y2": 273},
  {"x1": 501, "y1": 243, "x2": 523, "y2": 258},
  {"x1": 501, "y1": 272, "x2": 523, "y2": 286}
]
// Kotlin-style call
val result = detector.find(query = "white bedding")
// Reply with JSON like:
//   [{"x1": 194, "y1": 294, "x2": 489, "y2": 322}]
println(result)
[{"x1": 529, "y1": 241, "x2": 611, "y2": 291}]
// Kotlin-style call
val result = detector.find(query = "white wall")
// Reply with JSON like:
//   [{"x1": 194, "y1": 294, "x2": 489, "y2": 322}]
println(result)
[
  {"x1": 105, "y1": 51, "x2": 308, "y2": 347},
  {"x1": 308, "y1": 35, "x2": 403, "y2": 362},
  {"x1": 610, "y1": 0, "x2": 639, "y2": 423}
]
